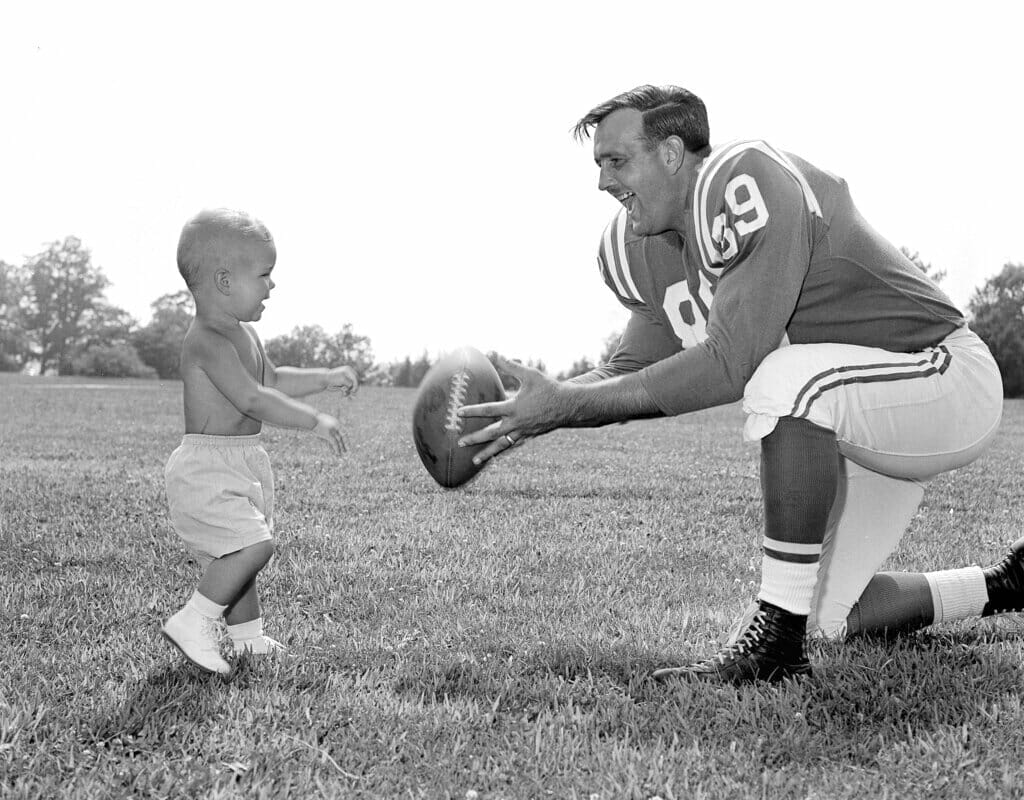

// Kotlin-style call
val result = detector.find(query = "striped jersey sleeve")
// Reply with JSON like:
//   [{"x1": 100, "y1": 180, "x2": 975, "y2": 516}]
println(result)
[
  {"x1": 597, "y1": 208, "x2": 643, "y2": 306},
  {"x1": 691, "y1": 139, "x2": 822, "y2": 277}
]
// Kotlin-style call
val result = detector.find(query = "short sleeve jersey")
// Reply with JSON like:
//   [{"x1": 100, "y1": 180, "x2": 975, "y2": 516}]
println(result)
[{"x1": 596, "y1": 139, "x2": 965, "y2": 416}]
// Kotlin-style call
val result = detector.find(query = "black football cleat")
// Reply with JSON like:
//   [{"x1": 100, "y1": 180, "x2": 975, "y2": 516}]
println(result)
[
  {"x1": 652, "y1": 601, "x2": 811, "y2": 685},
  {"x1": 982, "y1": 537, "x2": 1024, "y2": 616}
]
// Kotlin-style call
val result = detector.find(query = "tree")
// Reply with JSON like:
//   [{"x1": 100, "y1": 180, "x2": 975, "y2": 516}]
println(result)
[
  {"x1": 133, "y1": 290, "x2": 194, "y2": 379},
  {"x1": 24, "y1": 237, "x2": 111, "y2": 374},
  {"x1": 77, "y1": 303, "x2": 137, "y2": 350},
  {"x1": 968, "y1": 263, "x2": 1024, "y2": 397},
  {"x1": 388, "y1": 352, "x2": 433, "y2": 388},
  {"x1": 72, "y1": 344, "x2": 157, "y2": 379},
  {"x1": 392, "y1": 356, "x2": 414, "y2": 387},
  {"x1": 264, "y1": 324, "x2": 374, "y2": 377},
  {"x1": 557, "y1": 357, "x2": 596, "y2": 381},
  {"x1": 0, "y1": 260, "x2": 32, "y2": 371},
  {"x1": 900, "y1": 246, "x2": 946, "y2": 285},
  {"x1": 409, "y1": 352, "x2": 433, "y2": 387},
  {"x1": 600, "y1": 329, "x2": 624, "y2": 365}
]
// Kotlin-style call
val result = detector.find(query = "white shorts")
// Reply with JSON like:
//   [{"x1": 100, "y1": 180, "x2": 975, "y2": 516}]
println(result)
[
  {"x1": 741, "y1": 325, "x2": 1003, "y2": 635},
  {"x1": 164, "y1": 434, "x2": 275, "y2": 568}
]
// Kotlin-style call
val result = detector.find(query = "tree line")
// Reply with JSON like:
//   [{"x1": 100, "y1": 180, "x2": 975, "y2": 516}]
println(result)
[{"x1": 2, "y1": 236, "x2": 1022, "y2": 396}]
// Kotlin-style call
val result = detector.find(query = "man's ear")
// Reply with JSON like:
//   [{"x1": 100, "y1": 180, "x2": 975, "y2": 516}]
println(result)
[
  {"x1": 660, "y1": 135, "x2": 686, "y2": 174},
  {"x1": 214, "y1": 268, "x2": 231, "y2": 295}
]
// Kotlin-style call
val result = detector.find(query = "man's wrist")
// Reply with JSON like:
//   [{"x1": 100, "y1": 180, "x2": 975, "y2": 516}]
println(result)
[{"x1": 555, "y1": 381, "x2": 587, "y2": 427}]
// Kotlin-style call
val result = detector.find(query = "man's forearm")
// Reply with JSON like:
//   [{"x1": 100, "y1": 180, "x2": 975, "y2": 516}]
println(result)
[{"x1": 556, "y1": 371, "x2": 662, "y2": 427}]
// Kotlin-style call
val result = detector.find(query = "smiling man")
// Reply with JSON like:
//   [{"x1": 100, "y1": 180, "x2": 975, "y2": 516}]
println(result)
[{"x1": 458, "y1": 85, "x2": 1021, "y2": 685}]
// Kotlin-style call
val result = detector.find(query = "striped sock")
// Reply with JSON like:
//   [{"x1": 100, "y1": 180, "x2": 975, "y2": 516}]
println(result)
[
  {"x1": 758, "y1": 538, "x2": 822, "y2": 615},
  {"x1": 756, "y1": 417, "x2": 837, "y2": 616}
]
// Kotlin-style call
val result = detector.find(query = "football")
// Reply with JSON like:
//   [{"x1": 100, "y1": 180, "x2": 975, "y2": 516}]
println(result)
[{"x1": 412, "y1": 346, "x2": 506, "y2": 488}]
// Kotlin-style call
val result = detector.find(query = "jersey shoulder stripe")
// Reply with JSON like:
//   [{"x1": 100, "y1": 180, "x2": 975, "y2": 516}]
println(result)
[
  {"x1": 692, "y1": 139, "x2": 823, "y2": 274},
  {"x1": 597, "y1": 207, "x2": 642, "y2": 304}
]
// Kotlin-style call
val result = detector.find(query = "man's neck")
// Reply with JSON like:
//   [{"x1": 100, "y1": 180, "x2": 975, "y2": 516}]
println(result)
[{"x1": 677, "y1": 148, "x2": 708, "y2": 220}]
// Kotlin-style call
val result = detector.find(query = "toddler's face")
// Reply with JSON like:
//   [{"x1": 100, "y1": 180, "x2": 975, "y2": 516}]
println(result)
[{"x1": 227, "y1": 238, "x2": 277, "y2": 322}]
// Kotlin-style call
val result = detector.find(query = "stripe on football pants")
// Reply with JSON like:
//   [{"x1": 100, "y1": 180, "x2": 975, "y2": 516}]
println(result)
[{"x1": 790, "y1": 347, "x2": 952, "y2": 420}]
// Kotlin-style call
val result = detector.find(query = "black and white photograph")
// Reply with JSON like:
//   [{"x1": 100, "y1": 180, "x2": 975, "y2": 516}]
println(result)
[{"x1": 2, "y1": 2, "x2": 1023, "y2": 797}]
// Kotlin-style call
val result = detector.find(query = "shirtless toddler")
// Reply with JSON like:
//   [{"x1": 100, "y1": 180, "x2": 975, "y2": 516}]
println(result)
[{"x1": 162, "y1": 208, "x2": 357, "y2": 675}]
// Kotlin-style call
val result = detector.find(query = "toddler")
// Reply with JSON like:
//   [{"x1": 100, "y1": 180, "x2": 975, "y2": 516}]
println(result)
[{"x1": 162, "y1": 208, "x2": 357, "y2": 675}]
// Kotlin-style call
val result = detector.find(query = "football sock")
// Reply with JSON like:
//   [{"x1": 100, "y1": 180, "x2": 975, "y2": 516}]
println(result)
[
  {"x1": 187, "y1": 590, "x2": 228, "y2": 620},
  {"x1": 757, "y1": 417, "x2": 839, "y2": 616},
  {"x1": 925, "y1": 566, "x2": 987, "y2": 623},
  {"x1": 846, "y1": 572, "x2": 934, "y2": 636}
]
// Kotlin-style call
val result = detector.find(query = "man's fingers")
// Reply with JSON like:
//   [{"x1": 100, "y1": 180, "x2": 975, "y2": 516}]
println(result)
[
  {"x1": 459, "y1": 399, "x2": 514, "y2": 419},
  {"x1": 470, "y1": 440, "x2": 504, "y2": 466},
  {"x1": 493, "y1": 354, "x2": 524, "y2": 374},
  {"x1": 467, "y1": 428, "x2": 524, "y2": 466},
  {"x1": 458, "y1": 418, "x2": 503, "y2": 448},
  {"x1": 492, "y1": 355, "x2": 528, "y2": 388}
]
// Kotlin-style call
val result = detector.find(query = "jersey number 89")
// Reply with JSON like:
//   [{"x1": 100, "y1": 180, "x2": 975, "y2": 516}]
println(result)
[{"x1": 710, "y1": 174, "x2": 769, "y2": 261}]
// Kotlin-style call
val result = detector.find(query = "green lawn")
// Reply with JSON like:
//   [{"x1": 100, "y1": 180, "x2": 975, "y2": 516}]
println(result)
[{"x1": 2, "y1": 374, "x2": 1023, "y2": 799}]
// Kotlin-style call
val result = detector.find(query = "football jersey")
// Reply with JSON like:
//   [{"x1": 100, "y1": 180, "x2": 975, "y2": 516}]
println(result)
[{"x1": 594, "y1": 139, "x2": 965, "y2": 416}]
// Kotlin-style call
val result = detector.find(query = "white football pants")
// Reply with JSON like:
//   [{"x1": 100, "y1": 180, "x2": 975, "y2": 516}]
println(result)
[{"x1": 741, "y1": 325, "x2": 1003, "y2": 636}]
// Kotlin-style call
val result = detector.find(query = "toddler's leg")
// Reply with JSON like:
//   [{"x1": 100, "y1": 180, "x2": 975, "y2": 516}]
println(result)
[
  {"x1": 198, "y1": 540, "x2": 276, "y2": 605},
  {"x1": 162, "y1": 540, "x2": 275, "y2": 674},
  {"x1": 220, "y1": 558, "x2": 287, "y2": 657}
]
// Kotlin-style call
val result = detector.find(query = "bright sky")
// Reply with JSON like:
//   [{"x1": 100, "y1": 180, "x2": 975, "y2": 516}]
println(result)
[{"x1": 2, "y1": 2, "x2": 1022, "y2": 374}]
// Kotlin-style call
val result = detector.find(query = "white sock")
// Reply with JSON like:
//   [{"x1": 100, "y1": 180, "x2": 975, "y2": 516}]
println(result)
[
  {"x1": 925, "y1": 567, "x2": 987, "y2": 623},
  {"x1": 758, "y1": 554, "x2": 818, "y2": 616},
  {"x1": 187, "y1": 590, "x2": 228, "y2": 620},
  {"x1": 226, "y1": 618, "x2": 263, "y2": 644}
]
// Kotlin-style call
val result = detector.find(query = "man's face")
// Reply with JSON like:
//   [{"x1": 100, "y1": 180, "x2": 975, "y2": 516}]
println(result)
[{"x1": 593, "y1": 108, "x2": 681, "y2": 236}]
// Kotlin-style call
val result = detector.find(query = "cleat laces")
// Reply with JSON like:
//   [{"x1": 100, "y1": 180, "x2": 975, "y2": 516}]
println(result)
[{"x1": 707, "y1": 610, "x2": 768, "y2": 666}]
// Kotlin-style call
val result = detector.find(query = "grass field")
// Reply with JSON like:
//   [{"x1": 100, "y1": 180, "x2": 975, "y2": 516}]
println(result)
[{"x1": 2, "y1": 374, "x2": 1023, "y2": 799}]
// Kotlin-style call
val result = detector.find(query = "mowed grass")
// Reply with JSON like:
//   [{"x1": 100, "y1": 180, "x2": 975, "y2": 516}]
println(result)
[{"x1": 2, "y1": 373, "x2": 1023, "y2": 800}]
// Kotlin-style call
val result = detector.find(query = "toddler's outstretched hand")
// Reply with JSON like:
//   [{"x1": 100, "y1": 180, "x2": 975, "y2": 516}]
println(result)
[
  {"x1": 313, "y1": 412, "x2": 347, "y2": 455},
  {"x1": 327, "y1": 366, "x2": 359, "y2": 397}
]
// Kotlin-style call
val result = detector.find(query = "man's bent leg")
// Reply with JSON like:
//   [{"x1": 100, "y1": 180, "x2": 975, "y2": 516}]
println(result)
[
  {"x1": 846, "y1": 536, "x2": 1024, "y2": 635},
  {"x1": 654, "y1": 417, "x2": 832, "y2": 684},
  {"x1": 810, "y1": 460, "x2": 926, "y2": 636},
  {"x1": 744, "y1": 332, "x2": 1004, "y2": 638}
]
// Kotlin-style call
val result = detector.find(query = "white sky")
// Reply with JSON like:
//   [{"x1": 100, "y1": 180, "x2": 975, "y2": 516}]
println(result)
[{"x1": 2, "y1": 1, "x2": 1022, "y2": 374}]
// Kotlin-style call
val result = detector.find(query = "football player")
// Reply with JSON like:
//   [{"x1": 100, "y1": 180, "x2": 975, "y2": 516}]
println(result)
[{"x1": 458, "y1": 85, "x2": 1023, "y2": 684}]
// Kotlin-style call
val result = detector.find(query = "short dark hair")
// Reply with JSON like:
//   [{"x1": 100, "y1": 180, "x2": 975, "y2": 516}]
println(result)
[{"x1": 573, "y1": 85, "x2": 710, "y2": 153}]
